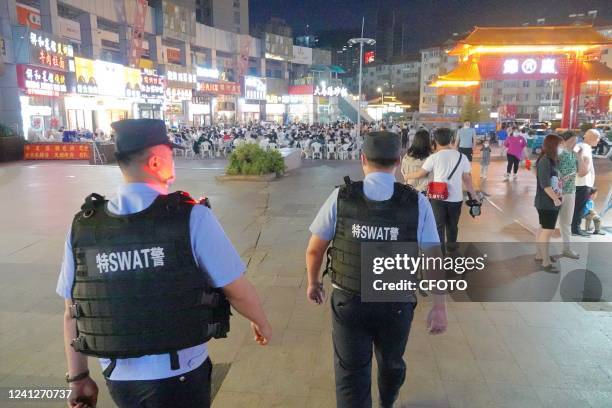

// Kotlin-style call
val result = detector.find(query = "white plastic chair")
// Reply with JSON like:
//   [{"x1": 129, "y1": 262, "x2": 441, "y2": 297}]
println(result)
[
  {"x1": 326, "y1": 143, "x2": 337, "y2": 160},
  {"x1": 268, "y1": 142, "x2": 277, "y2": 150},
  {"x1": 339, "y1": 145, "x2": 350, "y2": 160},
  {"x1": 312, "y1": 142, "x2": 323, "y2": 159},
  {"x1": 200, "y1": 142, "x2": 212, "y2": 159}
]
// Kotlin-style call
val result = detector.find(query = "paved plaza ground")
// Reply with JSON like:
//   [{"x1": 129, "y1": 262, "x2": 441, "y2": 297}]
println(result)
[{"x1": 0, "y1": 156, "x2": 611, "y2": 407}]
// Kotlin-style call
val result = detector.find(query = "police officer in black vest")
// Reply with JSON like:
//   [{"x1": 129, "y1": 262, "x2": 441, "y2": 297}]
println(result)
[
  {"x1": 57, "y1": 119, "x2": 271, "y2": 408},
  {"x1": 306, "y1": 131, "x2": 447, "y2": 408}
]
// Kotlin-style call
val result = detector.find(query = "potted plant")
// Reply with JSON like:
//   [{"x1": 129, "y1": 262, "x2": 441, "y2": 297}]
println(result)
[
  {"x1": 217, "y1": 144, "x2": 285, "y2": 181},
  {"x1": 0, "y1": 123, "x2": 25, "y2": 162}
]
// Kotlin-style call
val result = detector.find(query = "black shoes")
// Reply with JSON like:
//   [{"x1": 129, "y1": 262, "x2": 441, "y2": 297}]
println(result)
[{"x1": 571, "y1": 230, "x2": 591, "y2": 237}]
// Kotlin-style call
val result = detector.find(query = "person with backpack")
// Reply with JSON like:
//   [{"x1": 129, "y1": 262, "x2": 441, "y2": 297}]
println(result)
[
  {"x1": 534, "y1": 134, "x2": 564, "y2": 272},
  {"x1": 407, "y1": 128, "x2": 479, "y2": 252}
]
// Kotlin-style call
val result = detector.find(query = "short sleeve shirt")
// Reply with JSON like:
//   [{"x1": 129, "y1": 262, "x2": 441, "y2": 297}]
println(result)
[
  {"x1": 557, "y1": 150, "x2": 577, "y2": 194},
  {"x1": 56, "y1": 183, "x2": 245, "y2": 381}
]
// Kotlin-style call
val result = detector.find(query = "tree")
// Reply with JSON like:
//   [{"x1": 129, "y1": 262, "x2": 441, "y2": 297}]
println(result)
[{"x1": 460, "y1": 96, "x2": 480, "y2": 123}]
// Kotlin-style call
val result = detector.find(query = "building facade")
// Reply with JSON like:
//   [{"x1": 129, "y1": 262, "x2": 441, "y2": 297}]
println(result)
[{"x1": 0, "y1": 0, "x2": 334, "y2": 139}]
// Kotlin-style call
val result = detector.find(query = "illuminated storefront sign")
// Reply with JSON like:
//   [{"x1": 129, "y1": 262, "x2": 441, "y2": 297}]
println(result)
[
  {"x1": 244, "y1": 76, "x2": 266, "y2": 101},
  {"x1": 167, "y1": 70, "x2": 196, "y2": 84},
  {"x1": 476, "y1": 56, "x2": 569, "y2": 80},
  {"x1": 17, "y1": 64, "x2": 67, "y2": 96},
  {"x1": 74, "y1": 57, "x2": 142, "y2": 97},
  {"x1": 197, "y1": 80, "x2": 240, "y2": 95},
  {"x1": 29, "y1": 31, "x2": 74, "y2": 71},
  {"x1": 364, "y1": 51, "x2": 375, "y2": 64},
  {"x1": 24, "y1": 143, "x2": 91, "y2": 160},
  {"x1": 165, "y1": 87, "x2": 192, "y2": 101},
  {"x1": 140, "y1": 70, "x2": 165, "y2": 103},
  {"x1": 314, "y1": 84, "x2": 348, "y2": 97},
  {"x1": 266, "y1": 94, "x2": 313, "y2": 104},
  {"x1": 196, "y1": 66, "x2": 220, "y2": 79}
]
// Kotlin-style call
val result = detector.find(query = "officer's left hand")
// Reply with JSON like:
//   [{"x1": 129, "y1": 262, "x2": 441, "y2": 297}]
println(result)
[{"x1": 426, "y1": 304, "x2": 447, "y2": 335}]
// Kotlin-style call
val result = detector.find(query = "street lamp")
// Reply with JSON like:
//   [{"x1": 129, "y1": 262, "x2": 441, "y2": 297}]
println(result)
[{"x1": 348, "y1": 17, "x2": 376, "y2": 141}]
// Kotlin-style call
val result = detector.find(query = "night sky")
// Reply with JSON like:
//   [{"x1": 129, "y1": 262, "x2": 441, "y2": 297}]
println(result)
[{"x1": 249, "y1": 0, "x2": 612, "y2": 51}]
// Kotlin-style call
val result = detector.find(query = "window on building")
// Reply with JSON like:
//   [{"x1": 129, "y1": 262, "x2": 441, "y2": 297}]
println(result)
[
  {"x1": 234, "y1": 11, "x2": 240, "y2": 25},
  {"x1": 536, "y1": 80, "x2": 545, "y2": 87},
  {"x1": 522, "y1": 81, "x2": 530, "y2": 88},
  {"x1": 233, "y1": 0, "x2": 240, "y2": 7}
]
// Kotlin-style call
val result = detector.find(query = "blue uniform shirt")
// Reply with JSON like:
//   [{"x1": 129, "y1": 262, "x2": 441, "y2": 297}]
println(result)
[
  {"x1": 309, "y1": 172, "x2": 440, "y2": 245},
  {"x1": 56, "y1": 183, "x2": 245, "y2": 381}
]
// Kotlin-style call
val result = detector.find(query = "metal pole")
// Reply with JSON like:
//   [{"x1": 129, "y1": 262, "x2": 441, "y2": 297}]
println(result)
[{"x1": 357, "y1": 17, "x2": 364, "y2": 141}]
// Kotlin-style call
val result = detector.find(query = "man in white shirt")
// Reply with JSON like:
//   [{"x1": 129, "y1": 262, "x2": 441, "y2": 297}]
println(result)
[
  {"x1": 572, "y1": 129, "x2": 602, "y2": 236},
  {"x1": 408, "y1": 128, "x2": 478, "y2": 251}
]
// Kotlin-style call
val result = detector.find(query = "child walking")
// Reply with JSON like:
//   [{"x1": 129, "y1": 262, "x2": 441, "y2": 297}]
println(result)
[{"x1": 480, "y1": 139, "x2": 491, "y2": 179}]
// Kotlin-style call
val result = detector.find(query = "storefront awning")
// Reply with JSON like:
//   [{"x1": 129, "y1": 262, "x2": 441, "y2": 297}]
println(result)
[
  {"x1": 583, "y1": 61, "x2": 612, "y2": 84},
  {"x1": 449, "y1": 25, "x2": 612, "y2": 55},
  {"x1": 430, "y1": 60, "x2": 480, "y2": 87}
]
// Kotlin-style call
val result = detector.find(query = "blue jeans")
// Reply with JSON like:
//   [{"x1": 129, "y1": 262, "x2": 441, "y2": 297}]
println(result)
[
  {"x1": 106, "y1": 358, "x2": 212, "y2": 408},
  {"x1": 331, "y1": 289, "x2": 415, "y2": 408}
]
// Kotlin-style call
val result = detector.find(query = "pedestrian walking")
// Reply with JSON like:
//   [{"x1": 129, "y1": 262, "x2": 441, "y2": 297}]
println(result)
[
  {"x1": 401, "y1": 129, "x2": 433, "y2": 192},
  {"x1": 480, "y1": 138, "x2": 492, "y2": 179},
  {"x1": 503, "y1": 128, "x2": 527, "y2": 180},
  {"x1": 454, "y1": 121, "x2": 477, "y2": 162},
  {"x1": 305, "y1": 131, "x2": 447, "y2": 408},
  {"x1": 57, "y1": 119, "x2": 271, "y2": 408}
]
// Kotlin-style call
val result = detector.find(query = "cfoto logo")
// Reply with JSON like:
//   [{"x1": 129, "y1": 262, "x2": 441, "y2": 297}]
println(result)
[
  {"x1": 352, "y1": 224, "x2": 399, "y2": 241},
  {"x1": 95, "y1": 247, "x2": 165, "y2": 273}
]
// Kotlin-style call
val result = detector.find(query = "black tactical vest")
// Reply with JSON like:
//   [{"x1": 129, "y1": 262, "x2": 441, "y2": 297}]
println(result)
[
  {"x1": 69, "y1": 191, "x2": 230, "y2": 366},
  {"x1": 328, "y1": 178, "x2": 419, "y2": 293}
]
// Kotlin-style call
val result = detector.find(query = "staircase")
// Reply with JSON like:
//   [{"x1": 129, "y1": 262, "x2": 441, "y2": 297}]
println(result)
[{"x1": 339, "y1": 95, "x2": 374, "y2": 123}]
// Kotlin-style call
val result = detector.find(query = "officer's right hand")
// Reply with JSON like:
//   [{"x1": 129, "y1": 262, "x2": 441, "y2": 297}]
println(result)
[
  {"x1": 427, "y1": 304, "x2": 448, "y2": 335},
  {"x1": 251, "y1": 321, "x2": 272, "y2": 345},
  {"x1": 67, "y1": 376, "x2": 98, "y2": 408},
  {"x1": 306, "y1": 282, "x2": 326, "y2": 305}
]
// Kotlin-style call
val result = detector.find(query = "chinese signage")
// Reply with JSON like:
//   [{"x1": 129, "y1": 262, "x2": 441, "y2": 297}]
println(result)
[
  {"x1": 365, "y1": 51, "x2": 375, "y2": 64},
  {"x1": 266, "y1": 94, "x2": 313, "y2": 104},
  {"x1": 140, "y1": 70, "x2": 165, "y2": 103},
  {"x1": 198, "y1": 80, "x2": 240, "y2": 95},
  {"x1": 24, "y1": 143, "x2": 91, "y2": 160},
  {"x1": 162, "y1": 0, "x2": 195, "y2": 40},
  {"x1": 503, "y1": 58, "x2": 556, "y2": 75},
  {"x1": 265, "y1": 33, "x2": 293, "y2": 61},
  {"x1": 17, "y1": 4, "x2": 41, "y2": 29},
  {"x1": 165, "y1": 87, "x2": 192, "y2": 101},
  {"x1": 166, "y1": 69, "x2": 196, "y2": 85},
  {"x1": 478, "y1": 56, "x2": 569, "y2": 80},
  {"x1": 17, "y1": 64, "x2": 67, "y2": 96},
  {"x1": 196, "y1": 66, "x2": 220, "y2": 79},
  {"x1": 74, "y1": 57, "x2": 142, "y2": 97},
  {"x1": 244, "y1": 76, "x2": 266, "y2": 101},
  {"x1": 29, "y1": 31, "x2": 74, "y2": 71},
  {"x1": 292, "y1": 46, "x2": 313, "y2": 65},
  {"x1": 165, "y1": 47, "x2": 181, "y2": 64},
  {"x1": 314, "y1": 84, "x2": 348, "y2": 97}
]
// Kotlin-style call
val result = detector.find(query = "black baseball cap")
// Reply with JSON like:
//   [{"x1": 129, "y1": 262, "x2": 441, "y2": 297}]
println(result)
[
  {"x1": 111, "y1": 119, "x2": 183, "y2": 154},
  {"x1": 363, "y1": 131, "x2": 401, "y2": 160}
]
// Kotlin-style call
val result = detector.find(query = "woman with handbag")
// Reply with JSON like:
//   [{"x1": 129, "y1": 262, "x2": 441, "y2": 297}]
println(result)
[
  {"x1": 401, "y1": 129, "x2": 433, "y2": 193},
  {"x1": 406, "y1": 128, "x2": 478, "y2": 252}
]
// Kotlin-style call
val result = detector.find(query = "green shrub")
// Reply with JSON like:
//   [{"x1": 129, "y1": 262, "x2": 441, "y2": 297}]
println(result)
[{"x1": 225, "y1": 144, "x2": 285, "y2": 176}]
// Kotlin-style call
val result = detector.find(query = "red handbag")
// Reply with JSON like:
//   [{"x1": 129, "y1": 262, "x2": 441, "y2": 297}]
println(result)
[{"x1": 427, "y1": 153, "x2": 463, "y2": 200}]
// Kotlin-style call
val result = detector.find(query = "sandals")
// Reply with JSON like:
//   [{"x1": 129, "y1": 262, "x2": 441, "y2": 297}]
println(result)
[{"x1": 541, "y1": 264, "x2": 559, "y2": 273}]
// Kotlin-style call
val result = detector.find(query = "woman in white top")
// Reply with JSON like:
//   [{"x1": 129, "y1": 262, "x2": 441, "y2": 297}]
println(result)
[{"x1": 401, "y1": 129, "x2": 433, "y2": 192}]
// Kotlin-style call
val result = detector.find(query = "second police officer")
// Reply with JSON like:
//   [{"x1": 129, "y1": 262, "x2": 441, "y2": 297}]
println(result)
[
  {"x1": 306, "y1": 131, "x2": 448, "y2": 408},
  {"x1": 57, "y1": 119, "x2": 271, "y2": 408}
]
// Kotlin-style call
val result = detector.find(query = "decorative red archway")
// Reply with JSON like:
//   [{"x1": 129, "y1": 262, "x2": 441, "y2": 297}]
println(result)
[{"x1": 431, "y1": 25, "x2": 612, "y2": 128}]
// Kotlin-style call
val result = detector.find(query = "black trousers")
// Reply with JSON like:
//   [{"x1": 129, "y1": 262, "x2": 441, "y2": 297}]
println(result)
[
  {"x1": 506, "y1": 154, "x2": 520, "y2": 174},
  {"x1": 332, "y1": 289, "x2": 415, "y2": 408},
  {"x1": 106, "y1": 358, "x2": 212, "y2": 408},
  {"x1": 430, "y1": 199, "x2": 463, "y2": 251},
  {"x1": 459, "y1": 147, "x2": 473, "y2": 162},
  {"x1": 572, "y1": 186, "x2": 591, "y2": 234}
]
